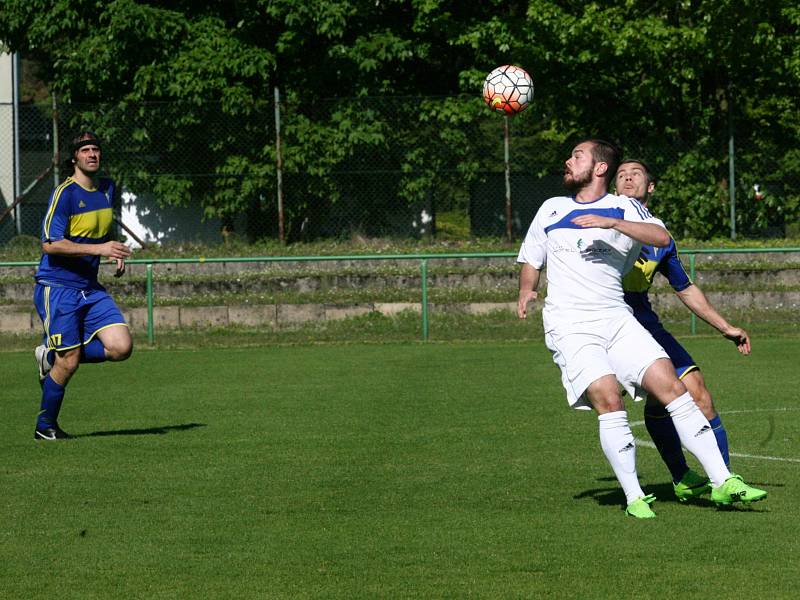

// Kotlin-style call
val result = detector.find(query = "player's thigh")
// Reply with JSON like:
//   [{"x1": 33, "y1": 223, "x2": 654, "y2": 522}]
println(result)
[
  {"x1": 607, "y1": 315, "x2": 669, "y2": 393},
  {"x1": 84, "y1": 290, "x2": 132, "y2": 356},
  {"x1": 640, "y1": 357, "x2": 687, "y2": 403},
  {"x1": 34, "y1": 284, "x2": 84, "y2": 352},
  {"x1": 96, "y1": 325, "x2": 133, "y2": 359},
  {"x1": 545, "y1": 326, "x2": 615, "y2": 409}
]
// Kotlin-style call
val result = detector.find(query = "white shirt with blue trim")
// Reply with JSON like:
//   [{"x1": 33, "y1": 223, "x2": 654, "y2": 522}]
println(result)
[{"x1": 517, "y1": 193, "x2": 666, "y2": 328}]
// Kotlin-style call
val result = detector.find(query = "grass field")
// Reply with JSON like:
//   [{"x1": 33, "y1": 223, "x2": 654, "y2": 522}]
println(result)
[{"x1": 3, "y1": 336, "x2": 800, "y2": 599}]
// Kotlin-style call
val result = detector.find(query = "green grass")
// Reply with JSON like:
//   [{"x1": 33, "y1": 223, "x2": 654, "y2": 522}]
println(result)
[{"x1": 3, "y1": 337, "x2": 800, "y2": 599}]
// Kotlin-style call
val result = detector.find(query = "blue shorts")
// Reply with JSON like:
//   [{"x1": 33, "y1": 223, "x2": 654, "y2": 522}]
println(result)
[
  {"x1": 34, "y1": 283, "x2": 127, "y2": 351},
  {"x1": 646, "y1": 322, "x2": 698, "y2": 379}
]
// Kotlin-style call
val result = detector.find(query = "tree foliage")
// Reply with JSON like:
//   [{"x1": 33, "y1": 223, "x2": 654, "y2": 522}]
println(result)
[{"x1": 1, "y1": 0, "x2": 798, "y2": 239}]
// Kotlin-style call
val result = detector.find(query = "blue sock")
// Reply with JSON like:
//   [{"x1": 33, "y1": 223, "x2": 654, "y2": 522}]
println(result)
[
  {"x1": 644, "y1": 405, "x2": 689, "y2": 483},
  {"x1": 709, "y1": 414, "x2": 730, "y2": 466},
  {"x1": 80, "y1": 338, "x2": 107, "y2": 363},
  {"x1": 38, "y1": 374, "x2": 66, "y2": 429}
]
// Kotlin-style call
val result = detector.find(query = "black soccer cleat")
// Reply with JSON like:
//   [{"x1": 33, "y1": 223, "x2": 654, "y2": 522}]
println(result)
[{"x1": 34, "y1": 426, "x2": 72, "y2": 440}]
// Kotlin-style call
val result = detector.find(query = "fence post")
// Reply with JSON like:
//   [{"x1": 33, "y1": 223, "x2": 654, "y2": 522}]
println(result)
[
  {"x1": 12, "y1": 52, "x2": 21, "y2": 234},
  {"x1": 689, "y1": 253, "x2": 697, "y2": 335},
  {"x1": 503, "y1": 116, "x2": 512, "y2": 241},
  {"x1": 146, "y1": 263, "x2": 155, "y2": 345},
  {"x1": 52, "y1": 93, "x2": 60, "y2": 185},
  {"x1": 420, "y1": 258, "x2": 429, "y2": 340},
  {"x1": 274, "y1": 86, "x2": 285, "y2": 244},
  {"x1": 728, "y1": 92, "x2": 737, "y2": 240}
]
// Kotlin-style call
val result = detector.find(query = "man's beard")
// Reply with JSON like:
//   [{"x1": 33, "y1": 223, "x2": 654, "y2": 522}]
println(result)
[{"x1": 563, "y1": 166, "x2": 593, "y2": 193}]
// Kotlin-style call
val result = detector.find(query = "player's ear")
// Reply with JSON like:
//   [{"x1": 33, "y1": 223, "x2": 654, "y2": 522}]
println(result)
[
  {"x1": 595, "y1": 162, "x2": 608, "y2": 177},
  {"x1": 647, "y1": 182, "x2": 655, "y2": 194}
]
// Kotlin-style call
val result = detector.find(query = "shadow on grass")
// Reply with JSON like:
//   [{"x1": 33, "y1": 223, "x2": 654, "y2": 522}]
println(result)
[
  {"x1": 575, "y1": 476, "x2": 771, "y2": 512},
  {"x1": 574, "y1": 476, "x2": 710, "y2": 508},
  {"x1": 76, "y1": 422, "x2": 207, "y2": 438},
  {"x1": 573, "y1": 482, "x2": 626, "y2": 507}
]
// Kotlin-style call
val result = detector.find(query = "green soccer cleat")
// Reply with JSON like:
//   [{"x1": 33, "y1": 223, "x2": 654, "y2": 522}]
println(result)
[
  {"x1": 673, "y1": 469, "x2": 711, "y2": 502},
  {"x1": 625, "y1": 494, "x2": 656, "y2": 519},
  {"x1": 711, "y1": 474, "x2": 768, "y2": 507}
]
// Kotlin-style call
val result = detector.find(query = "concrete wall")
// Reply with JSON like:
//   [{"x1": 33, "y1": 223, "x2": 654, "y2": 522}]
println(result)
[{"x1": 1, "y1": 301, "x2": 519, "y2": 335}]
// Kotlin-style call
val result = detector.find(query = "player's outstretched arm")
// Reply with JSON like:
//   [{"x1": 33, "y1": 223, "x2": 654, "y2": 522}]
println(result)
[
  {"x1": 517, "y1": 263, "x2": 540, "y2": 319},
  {"x1": 570, "y1": 215, "x2": 670, "y2": 247},
  {"x1": 43, "y1": 239, "x2": 132, "y2": 260},
  {"x1": 676, "y1": 284, "x2": 751, "y2": 355}
]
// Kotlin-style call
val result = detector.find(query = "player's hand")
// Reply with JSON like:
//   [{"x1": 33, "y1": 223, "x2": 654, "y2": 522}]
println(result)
[
  {"x1": 99, "y1": 241, "x2": 132, "y2": 259},
  {"x1": 517, "y1": 290, "x2": 538, "y2": 319},
  {"x1": 114, "y1": 258, "x2": 126, "y2": 278},
  {"x1": 722, "y1": 326, "x2": 751, "y2": 355},
  {"x1": 571, "y1": 215, "x2": 619, "y2": 229}
]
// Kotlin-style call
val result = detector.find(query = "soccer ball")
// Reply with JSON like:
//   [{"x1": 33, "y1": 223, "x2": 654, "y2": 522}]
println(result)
[{"x1": 482, "y1": 65, "x2": 534, "y2": 116}]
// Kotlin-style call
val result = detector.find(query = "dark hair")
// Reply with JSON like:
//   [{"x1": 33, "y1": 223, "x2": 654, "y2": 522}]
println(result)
[
  {"x1": 578, "y1": 138, "x2": 623, "y2": 186},
  {"x1": 618, "y1": 158, "x2": 655, "y2": 187},
  {"x1": 61, "y1": 130, "x2": 102, "y2": 177},
  {"x1": 70, "y1": 130, "x2": 101, "y2": 153}
]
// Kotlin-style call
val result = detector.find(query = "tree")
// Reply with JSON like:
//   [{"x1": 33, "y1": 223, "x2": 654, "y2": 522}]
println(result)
[{"x1": 2, "y1": 0, "x2": 798, "y2": 240}]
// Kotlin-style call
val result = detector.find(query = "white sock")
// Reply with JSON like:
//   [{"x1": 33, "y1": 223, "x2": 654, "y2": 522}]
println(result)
[
  {"x1": 666, "y1": 392, "x2": 731, "y2": 487},
  {"x1": 598, "y1": 411, "x2": 644, "y2": 505}
]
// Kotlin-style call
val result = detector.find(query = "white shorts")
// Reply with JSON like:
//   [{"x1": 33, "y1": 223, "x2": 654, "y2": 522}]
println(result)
[{"x1": 544, "y1": 312, "x2": 668, "y2": 410}]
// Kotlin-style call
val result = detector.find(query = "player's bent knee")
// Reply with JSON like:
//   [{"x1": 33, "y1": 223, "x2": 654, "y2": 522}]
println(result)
[
  {"x1": 54, "y1": 350, "x2": 81, "y2": 374},
  {"x1": 668, "y1": 378, "x2": 687, "y2": 399},
  {"x1": 587, "y1": 390, "x2": 625, "y2": 413},
  {"x1": 108, "y1": 341, "x2": 133, "y2": 361}
]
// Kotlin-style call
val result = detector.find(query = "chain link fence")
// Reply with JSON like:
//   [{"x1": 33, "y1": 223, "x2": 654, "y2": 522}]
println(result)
[{"x1": 1, "y1": 95, "x2": 798, "y2": 247}]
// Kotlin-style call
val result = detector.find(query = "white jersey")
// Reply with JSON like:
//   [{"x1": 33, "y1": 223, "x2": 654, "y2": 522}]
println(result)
[{"x1": 517, "y1": 192, "x2": 665, "y2": 329}]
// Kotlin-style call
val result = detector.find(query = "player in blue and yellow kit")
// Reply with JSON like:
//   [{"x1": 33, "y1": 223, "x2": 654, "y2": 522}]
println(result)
[
  {"x1": 617, "y1": 159, "x2": 755, "y2": 501},
  {"x1": 33, "y1": 131, "x2": 133, "y2": 440}
]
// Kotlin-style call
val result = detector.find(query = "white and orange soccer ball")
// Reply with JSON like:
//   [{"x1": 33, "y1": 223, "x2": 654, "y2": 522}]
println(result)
[{"x1": 482, "y1": 65, "x2": 534, "y2": 116}]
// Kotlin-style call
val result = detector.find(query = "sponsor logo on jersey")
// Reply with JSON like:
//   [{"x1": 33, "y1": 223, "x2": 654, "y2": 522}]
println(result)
[{"x1": 551, "y1": 241, "x2": 612, "y2": 255}]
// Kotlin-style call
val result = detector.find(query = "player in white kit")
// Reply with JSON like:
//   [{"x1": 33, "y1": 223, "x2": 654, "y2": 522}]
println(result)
[{"x1": 517, "y1": 139, "x2": 767, "y2": 518}]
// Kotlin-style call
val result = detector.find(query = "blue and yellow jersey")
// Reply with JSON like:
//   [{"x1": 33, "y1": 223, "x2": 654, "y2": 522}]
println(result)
[
  {"x1": 622, "y1": 238, "x2": 692, "y2": 329},
  {"x1": 35, "y1": 177, "x2": 116, "y2": 289}
]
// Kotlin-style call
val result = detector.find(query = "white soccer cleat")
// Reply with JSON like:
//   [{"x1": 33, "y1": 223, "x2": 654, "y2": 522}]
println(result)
[{"x1": 35, "y1": 344, "x2": 52, "y2": 383}]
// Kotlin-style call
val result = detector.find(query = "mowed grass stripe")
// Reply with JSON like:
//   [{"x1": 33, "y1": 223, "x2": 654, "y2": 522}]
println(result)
[{"x1": 2, "y1": 338, "x2": 799, "y2": 599}]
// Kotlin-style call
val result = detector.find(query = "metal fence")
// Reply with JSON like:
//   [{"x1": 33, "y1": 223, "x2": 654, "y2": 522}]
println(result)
[
  {"x1": 3, "y1": 248, "x2": 798, "y2": 343},
  {"x1": 1, "y1": 95, "x2": 798, "y2": 246}
]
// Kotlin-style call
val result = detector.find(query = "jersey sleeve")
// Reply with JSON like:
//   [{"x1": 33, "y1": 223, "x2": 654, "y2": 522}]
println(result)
[
  {"x1": 656, "y1": 239, "x2": 693, "y2": 291},
  {"x1": 621, "y1": 196, "x2": 665, "y2": 227},
  {"x1": 516, "y1": 206, "x2": 548, "y2": 269},
  {"x1": 42, "y1": 185, "x2": 72, "y2": 242}
]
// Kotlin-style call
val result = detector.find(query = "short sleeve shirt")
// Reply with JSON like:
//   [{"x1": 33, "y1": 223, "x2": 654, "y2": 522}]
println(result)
[
  {"x1": 517, "y1": 192, "x2": 666, "y2": 328},
  {"x1": 35, "y1": 177, "x2": 116, "y2": 289}
]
